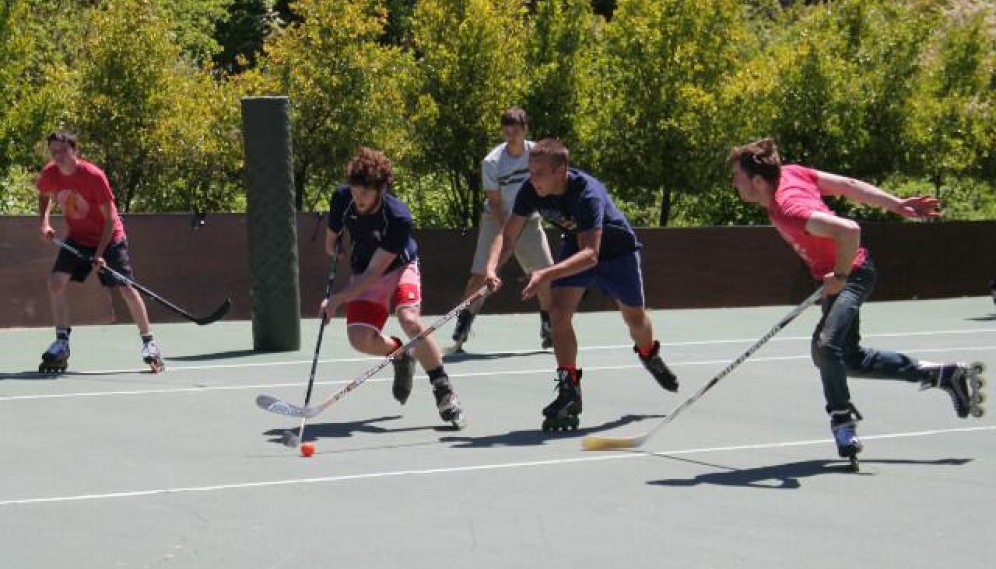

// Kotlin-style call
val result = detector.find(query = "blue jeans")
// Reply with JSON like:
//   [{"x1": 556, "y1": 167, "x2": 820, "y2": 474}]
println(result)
[{"x1": 811, "y1": 256, "x2": 922, "y2": 414}]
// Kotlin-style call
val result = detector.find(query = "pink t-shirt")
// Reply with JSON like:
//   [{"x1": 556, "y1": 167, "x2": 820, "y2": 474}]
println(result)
[
  {"x1": 768, "y1": 164, "x2": 867, "y2": 280},
  {"x1": 36, "y1": 159, "x2": 126, "y2": 248}
]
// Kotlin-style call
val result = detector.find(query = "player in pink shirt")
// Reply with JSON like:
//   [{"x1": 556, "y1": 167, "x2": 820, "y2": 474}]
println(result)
[
  {"x1": 730, "y1": 138, "x2": 986, "y2": 463},
  {"x1": 36, "y1": 130, "x2": 163, "y2": 373}
]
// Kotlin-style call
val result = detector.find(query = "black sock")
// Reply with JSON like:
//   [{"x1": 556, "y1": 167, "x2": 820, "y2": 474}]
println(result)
[
  {"x1": 427, "y1": 366, "x2": 447, "y2": 382},
  {"x1": 540, "y1": 310, "x2": 550, "y2": 324},
  {"x1": 56, "y1": 327, "x2": 71, "y2": 341},
  {"x1": 141, "y1": 334, "x2": 154, "y2": 345}
]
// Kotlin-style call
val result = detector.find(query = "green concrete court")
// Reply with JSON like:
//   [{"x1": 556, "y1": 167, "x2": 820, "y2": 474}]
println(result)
[{"x1": 1, "y1": 296, "x2": 994, "y2": 569}]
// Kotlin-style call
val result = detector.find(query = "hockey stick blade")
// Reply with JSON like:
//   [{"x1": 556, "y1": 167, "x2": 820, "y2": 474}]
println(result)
[
  {"x1": 256, "y1": 394, "x2": 313, "y2": 418},
  {"x1": 581, "y1": 433, "x2": 648, "y2": 451},
  {"x1": 191, "y1": 298, "x2": 232, "y2": 325},
  {"x1": 258, "y1": 286, "x2": 491, "y2": 421},
  {"x1": 581, "y1": 287, "x2": 823, "y2": 451}
]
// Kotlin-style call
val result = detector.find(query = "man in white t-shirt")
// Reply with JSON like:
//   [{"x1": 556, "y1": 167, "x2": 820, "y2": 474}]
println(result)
[{"x1": 451, "y1": 107, "x2": 554, "y2": 351}]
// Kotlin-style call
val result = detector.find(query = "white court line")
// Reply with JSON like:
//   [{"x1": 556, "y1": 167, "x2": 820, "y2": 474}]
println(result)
[
  {"x1": 1, "y1": 344, "x2": 994, "y2": 403},
  {"x1": 1, "y1": 425, "x2": 991, "y2": 508},
  {"x1": 12, "y1": 327, "x2": 996, "y2": 376}
]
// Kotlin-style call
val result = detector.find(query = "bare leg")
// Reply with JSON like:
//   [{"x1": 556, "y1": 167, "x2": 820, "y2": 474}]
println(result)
[
  {"x1": 396, "y1": 305, "x2": 444, "y2": 370},
  {"x1": 346, "y1": 326, "x2": 398, "y2": 356},
  {"x1": 47, "y1": 272, "x2": 72, "y2": 328},
  {"x1": 118, "y1": 285, "x2": 152, "y2": 335},
  {"x1": 549, "y1": 287, "x2": 586, "y2": 367},
  {"x1": 535, "y1": 281, "x2": 552, "y2": 313},
  {"x1": 396, "y1": 305, "x2": 464, "y2": 424},
  {"x1": 618, "y1": 302, "x2": 654, "y2": 348},
  {"x1": 618, "y1": 301, "x2": 678, "y2": 391}
]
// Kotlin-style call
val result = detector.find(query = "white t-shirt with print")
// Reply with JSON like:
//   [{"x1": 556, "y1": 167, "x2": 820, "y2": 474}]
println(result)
[{"x1": 481, "y1": 140, "x2": 534, "y2": 216}]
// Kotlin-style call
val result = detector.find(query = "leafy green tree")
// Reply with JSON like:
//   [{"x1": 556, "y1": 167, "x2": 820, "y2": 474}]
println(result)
[
  {"x1": 0, "y1": 0, "x2": 81, "y2": 174},
  {"x1": 63, "y1": 0, "x2": 242, "y2": 212},
  {"x1": 407, "y1": 0, "x2": 529, "y2": 227},
  {"x1": 381, "y1": 0, "x2": 418, "y2": 47},
  {"x1": 70, "y1": 0, "x2": 191, "y2": 211},
  {"x1": 578, "y1": 0, "x2": 747, "y2": 226},
  {"x1": 904, "y1": 2, "x2": 996, "y2": 201},
  {"x1": 522, "y1": 0, "x2": 597, "y2": 148},
  {"x1": 139, "y1": 73, "x2": 244, "y2": 213},
  {"x1": 213, "y1": 0, "x2": 284, "y2": 73},
  {"x1": 245, "y1": 0, "x2": 411, "y2": 212},
  {"x1": 158, "y1": 0, "x2": 234, "y2": 65},
  {"x1": 706, "y1": 0, "x2": 947, "y2": 224}
]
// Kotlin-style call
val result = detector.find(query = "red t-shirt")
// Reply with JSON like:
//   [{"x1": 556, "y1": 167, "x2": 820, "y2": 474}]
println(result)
[
  {"x1": 768, "y1": 164, "x2": 867, "y2": 280},
  {"x1": 36, "y1": 159, "x2": 126, "y2": 247}
]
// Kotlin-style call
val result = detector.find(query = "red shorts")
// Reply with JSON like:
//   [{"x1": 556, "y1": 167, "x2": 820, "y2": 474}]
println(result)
[{"x1": 345, "y1": 262, "x2": 422, "y2": 331}]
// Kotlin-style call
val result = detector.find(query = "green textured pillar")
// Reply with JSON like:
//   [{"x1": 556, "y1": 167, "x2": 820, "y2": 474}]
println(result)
[{"x1": 242, "y1": 96, "x2": 301, "y2": 351}]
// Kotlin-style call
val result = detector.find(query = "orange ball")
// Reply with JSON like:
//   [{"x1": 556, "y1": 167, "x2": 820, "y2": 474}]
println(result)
[{"x1": 300, "y1": 442, "x2": 315, "y2": 457}]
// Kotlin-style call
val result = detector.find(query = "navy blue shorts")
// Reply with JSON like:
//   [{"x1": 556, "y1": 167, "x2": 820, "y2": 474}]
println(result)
[
  {"x1": 551, "y1": 250, "x2": 646, "y2": 308},
  {"x1": 52, "y1": 239, "x2": 134, "y2": 287}
]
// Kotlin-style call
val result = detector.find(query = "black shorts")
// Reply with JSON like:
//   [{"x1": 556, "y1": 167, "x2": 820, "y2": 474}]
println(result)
[{"x1": 52, "y1": 239, "x2": 134, "y2": 287}]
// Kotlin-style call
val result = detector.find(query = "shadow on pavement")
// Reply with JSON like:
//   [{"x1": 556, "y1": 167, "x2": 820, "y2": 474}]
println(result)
[
  {"x1": 0, "y1": 368, "x2": 152, "y2": 380},
  {"x1": 647, "y1": 457, "x2": 972, "y2": 489},
  {"x1": 443, "y1": 349, "x2": 549, "y2": 363},
  {"x1": 439, "y1": 413, "x2": 666, "y2": 448},
  {"x1": 965, "y1": 313, "x2": 996, "y2": 322},
  {"x1": 263, "y1": 415, "x2": 444, "y2": 443},
  {"x1": 168, "y1": 349, "x2": 260, "y2": 361}
]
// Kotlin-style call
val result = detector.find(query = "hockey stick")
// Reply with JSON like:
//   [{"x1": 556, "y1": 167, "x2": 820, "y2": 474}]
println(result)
[
  {"x1": 282, "y1": 243, "x2": 341, "y2": 448},
  {"x1": 581, "y1": 287, "x2": 824, "y2": 451},
  {"x1": 256, "y1": 285, "x2": 491, "y2": 419},
  {"x1": 52, "y1": 238, "x2": 231, "y2": 325}
]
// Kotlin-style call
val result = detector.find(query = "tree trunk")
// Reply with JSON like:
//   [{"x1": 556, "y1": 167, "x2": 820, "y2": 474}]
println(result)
[
  {"x1": 294, "y1": 160, "x2": 308, "y2": 212},
  {"x1": 658, "y1": 187, "x2": 673, "y2": 227}
]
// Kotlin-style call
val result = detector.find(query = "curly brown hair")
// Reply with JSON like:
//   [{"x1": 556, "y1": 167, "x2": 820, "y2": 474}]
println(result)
[{"x1": 345, "y1": 147, "x2": 394, "y2": 191}]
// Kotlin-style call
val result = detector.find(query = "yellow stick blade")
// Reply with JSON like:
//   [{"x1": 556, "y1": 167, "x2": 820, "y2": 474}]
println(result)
[{"x1": 581, "y1": 435, "x2": 640, "y2": 451}]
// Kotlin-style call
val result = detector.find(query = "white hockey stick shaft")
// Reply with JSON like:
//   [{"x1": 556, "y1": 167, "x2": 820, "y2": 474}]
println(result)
[{"x1": 300, "y1": 285, "x2": 490, "y2": 418}]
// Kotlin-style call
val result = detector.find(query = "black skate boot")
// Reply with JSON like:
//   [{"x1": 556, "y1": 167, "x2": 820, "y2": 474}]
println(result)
[
  {"x1": 391, "y1": 336, "x2": 414, "y2": 405},
  {"x1": 542, "y1": 368, "x2": 582, "y2": 432},
  {"x1": 635, "y1": 341, "x2": 678, "y2": 392},
  {"x1": 829, "y1": 405, "x2": 863, "y2": 472},
  {"x1": 451, "y1": 310, "x2": 475, "y2": 352},
  {"x1": 39, "y1": 338, "x2": 70, "y2": 374},
  {"x1": 918, "y1": 361, "x2": 987, "y2": 418},
  {"x1": 431, "y1": 375, "x2": 466, "y2": 428},
  {"x1": 142, "y1": 338, "x2": 165, "y2": 373},
  {"x1": 539, "y1": 311, "x2": 552, "y2": 350}
]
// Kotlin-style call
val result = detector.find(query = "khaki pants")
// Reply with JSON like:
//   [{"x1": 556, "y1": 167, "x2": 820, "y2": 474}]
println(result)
[{"x1": 469, "y1": 213, "x2": 553, "y2": 275}]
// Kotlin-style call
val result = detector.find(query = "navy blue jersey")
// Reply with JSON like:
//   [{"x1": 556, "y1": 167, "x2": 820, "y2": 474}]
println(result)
[
  {"x1": 328, "y1": 184, "x2": 418, "y2": 275},
  {"x1": 513, "y1": 168, "x2": 640, "y2": 260}
]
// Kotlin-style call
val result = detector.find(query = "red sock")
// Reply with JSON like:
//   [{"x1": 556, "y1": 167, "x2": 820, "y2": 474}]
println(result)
[
  {"x1": 637, "y1": 341, "x2": 656, "y2": 358},
  {"x1": 558, "y1": 364, "x2": 578, "y2": 383}
]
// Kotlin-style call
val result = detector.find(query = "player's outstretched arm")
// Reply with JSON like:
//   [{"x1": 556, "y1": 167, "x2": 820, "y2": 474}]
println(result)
[{"x1": 815, "y1": 170, "x2": 941, "y2": 219}]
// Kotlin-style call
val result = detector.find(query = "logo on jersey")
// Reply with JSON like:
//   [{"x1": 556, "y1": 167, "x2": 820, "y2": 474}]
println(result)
[
  {"x1": 56, "y1": 189, "x2": 89, "y2": 220},
  {"x1": 538, "y1": 207, "x2": 577, "y2": 231}
]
